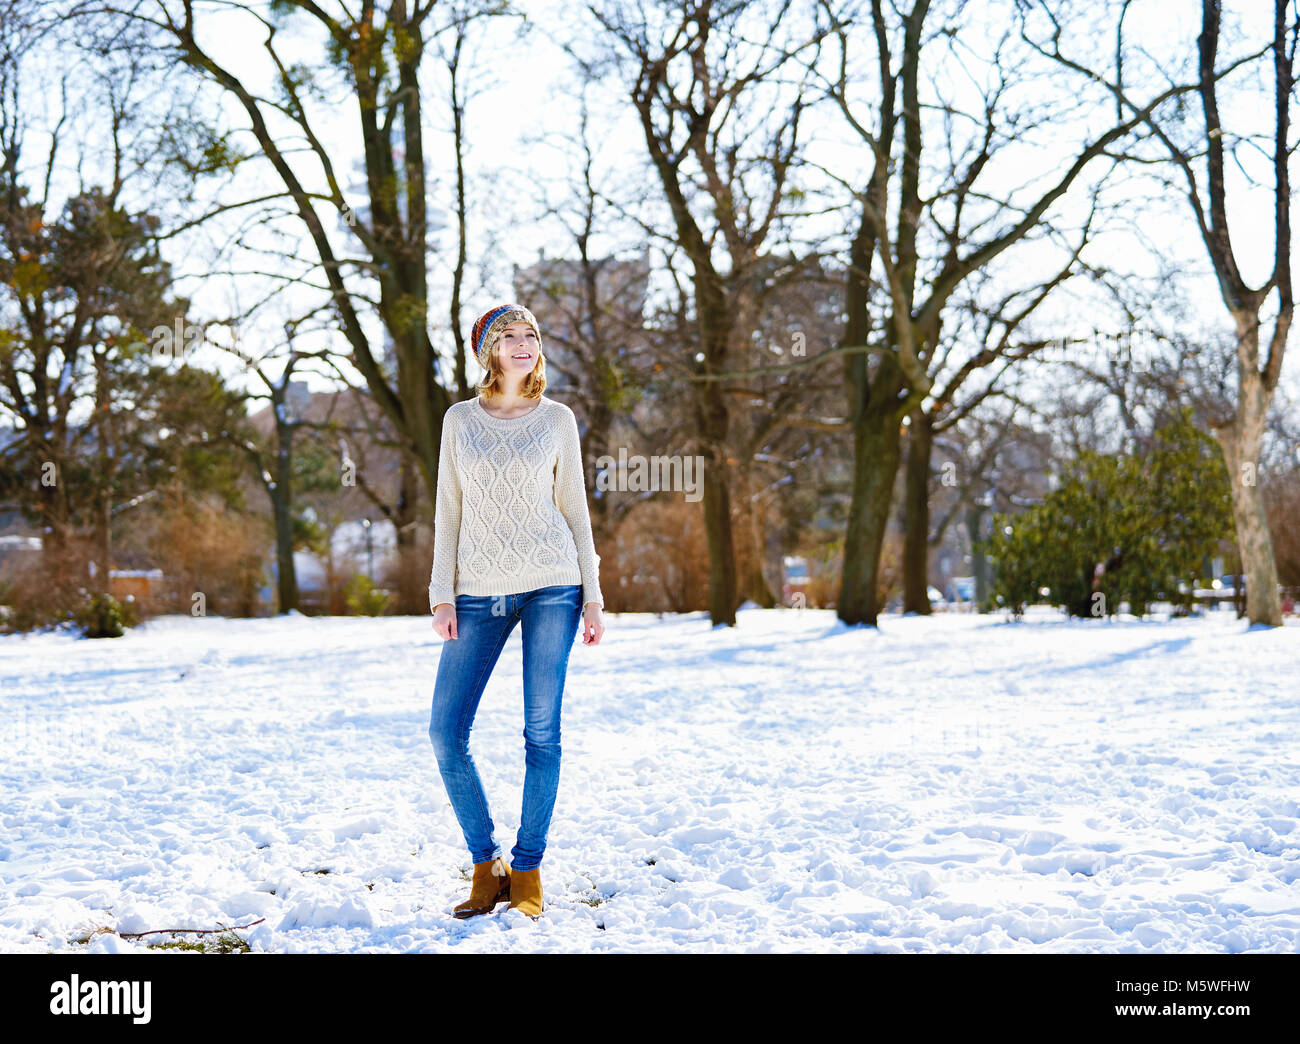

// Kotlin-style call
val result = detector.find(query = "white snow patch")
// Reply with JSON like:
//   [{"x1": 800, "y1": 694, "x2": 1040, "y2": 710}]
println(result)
[{"x1": 1, "y1": 607, "x2": 1297, "y2": 952}]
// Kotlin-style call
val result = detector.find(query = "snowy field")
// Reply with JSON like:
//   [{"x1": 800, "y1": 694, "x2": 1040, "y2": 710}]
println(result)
[{"x1": 1, "y1": 605, "x2": 1297, "y2": 954}]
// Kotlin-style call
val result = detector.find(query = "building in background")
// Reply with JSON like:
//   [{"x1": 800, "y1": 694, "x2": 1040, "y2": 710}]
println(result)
[{"x1": 512, "y1": 246, "x2": 652, "y2": 397}]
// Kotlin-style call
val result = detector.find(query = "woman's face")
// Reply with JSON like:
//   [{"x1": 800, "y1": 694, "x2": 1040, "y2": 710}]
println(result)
[{"x1": 496, "y1": 321, "x2": 540, "y2": 377}]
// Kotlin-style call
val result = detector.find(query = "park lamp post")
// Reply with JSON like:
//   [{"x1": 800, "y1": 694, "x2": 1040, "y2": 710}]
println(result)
[{"x1": 361, "y1": 518, "x2": 373, "y2": 581}]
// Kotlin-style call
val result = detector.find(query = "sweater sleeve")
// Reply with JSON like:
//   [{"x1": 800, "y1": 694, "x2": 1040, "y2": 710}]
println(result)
[
  {"x1": 554, "y1": 406, "x2": 604, "y2": 610},
  {"x1": 428, "y1": 409, "x2": 462, "y2": 613}
]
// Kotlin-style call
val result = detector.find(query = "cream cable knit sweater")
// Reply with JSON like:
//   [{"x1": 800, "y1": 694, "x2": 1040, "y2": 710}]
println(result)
[{"x1": 428, "y1": 395, "x2": 604, "y2": 614}]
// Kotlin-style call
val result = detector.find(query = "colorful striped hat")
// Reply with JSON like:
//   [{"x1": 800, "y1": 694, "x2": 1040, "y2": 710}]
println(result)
[{"x1": 470, "y1": 304, "x2": 542, "y2": 370}]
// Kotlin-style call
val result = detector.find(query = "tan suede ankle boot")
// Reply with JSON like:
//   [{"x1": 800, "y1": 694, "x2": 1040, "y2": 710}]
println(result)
[
  {"x1": 506, "y1": 866, "x2": 543, "y2": 919},
  {"x1": 453, "y1": 856, "x2": 511, "y2": 919}
]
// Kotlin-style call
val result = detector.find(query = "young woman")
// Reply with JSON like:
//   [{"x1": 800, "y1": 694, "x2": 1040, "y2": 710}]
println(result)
[{"x1": 427, "y1": 303, "x2": 605, "y2": 922}]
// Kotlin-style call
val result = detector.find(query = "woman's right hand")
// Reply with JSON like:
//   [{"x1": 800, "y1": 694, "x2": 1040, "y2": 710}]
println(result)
[{"x1": 432, "y1": 602, "x2": 458, "y2": 640}]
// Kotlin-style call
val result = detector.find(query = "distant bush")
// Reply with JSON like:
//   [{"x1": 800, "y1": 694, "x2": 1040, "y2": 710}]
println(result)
[
  {"x1": 71, "y1": 591, "x2": 138, "y2": 638},
  {"x1": 0, "y1": 545, "x2": 88, "y2": 633},
  {"x1": 143, "y1": 495, "x2": 268, "y2": 617},
  {"x1": 118, "y1": 594, "x2": 141, "y2": 629},
  {"x1": 979, "y1": 408, "x2": 1234, "y2": 619},
  {"x1": 344, "y1": 573, "x2": 390, "y2": 616}
]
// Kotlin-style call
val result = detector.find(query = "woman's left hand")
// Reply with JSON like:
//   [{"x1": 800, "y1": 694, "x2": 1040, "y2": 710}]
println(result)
[{"x1": 581, "y1": 602, "x2": 604, "y2": 646}]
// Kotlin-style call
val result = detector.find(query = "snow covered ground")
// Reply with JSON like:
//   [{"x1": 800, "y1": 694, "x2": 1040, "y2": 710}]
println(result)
[{"x1": 1, "y1": 605, "x2": 1297, "y2": 953}]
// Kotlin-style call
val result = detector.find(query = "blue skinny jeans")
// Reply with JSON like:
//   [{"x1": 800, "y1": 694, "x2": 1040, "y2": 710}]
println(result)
[{"x1": 428, "y1": 584, "x2": 583, "y2": 871}]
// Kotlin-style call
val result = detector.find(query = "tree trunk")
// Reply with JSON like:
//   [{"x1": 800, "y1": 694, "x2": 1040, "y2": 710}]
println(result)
[
  {"x1": 271, "y1": 486, "x2": 298, "y2": 615},
  {"x1": 693, "y1": 289, "x2": 739, "y2": 626},
  {"x1": 902, "y1": 408, "x2": 934, "y2": 614},
  {"x1": 272, "y1": 403, "x2": 299, "y2": 614},
  {"x1": 393, "y1": 453, "x2": 422, "y2": 614},
  {"x1": 838, "y1": 358, "x2": 908, "y2": 625},
  {"x1": 586, "y1": 398, "x2": 613, "y2": 535},
  {"x1": 699, "y1": 444, "x2": 738, "y2": 625},
  {"x1": 967, "y1": 501, "x2": 988, "y2": 609},
  {"x1": 91, "y1": 349, "x2": 114, "y2": 598},
  {"x1": 94, "y1": 489, "x2": 111, "y2": 598},
  {"x1": 737, "y1": 468, "x2": 777, "y2": 608},
  {"x1": 37, "y1": 436, "x2": 74, "y2": 594},
  {"x1": 1213, "y1": 384, "x2": 1282, "y2": 627}
]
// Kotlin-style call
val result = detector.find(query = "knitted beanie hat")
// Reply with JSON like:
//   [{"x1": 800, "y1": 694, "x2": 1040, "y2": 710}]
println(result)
[{"x1": 470, "y1": 304, "x2": 543, "y2": 371}]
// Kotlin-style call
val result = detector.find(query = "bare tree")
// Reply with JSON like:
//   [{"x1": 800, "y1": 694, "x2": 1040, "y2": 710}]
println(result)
[
  {"x1": 1027, "y1": 0, "x2": 1296, "y2": 626},
  {"x1": 0, "y1": 7, "x2": 202, "y2": 597},
  {"x1": 510, "y1": 65, "x2": 657, "y2": 543},
  {"x1": 71, "y1": 0, "x2": 524, "y2": 574},
  {"x1": 899, "y1": 195, "x2": 1100, "y2": 613},
  {"x1": 815, "y1": 0, "x2": 1224, "y2": 626},
  {"x1": 437, "y1": 0, "x2": 528, "y2": 402},
  {"x1": 586, "y1": 0, "x2": 821, "y2": 626}
]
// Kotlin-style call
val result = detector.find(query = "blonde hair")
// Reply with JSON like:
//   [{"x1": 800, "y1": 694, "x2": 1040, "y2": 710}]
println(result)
[{"x1": 474, "y1": 326, "x2": 548, "y2": 401}]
